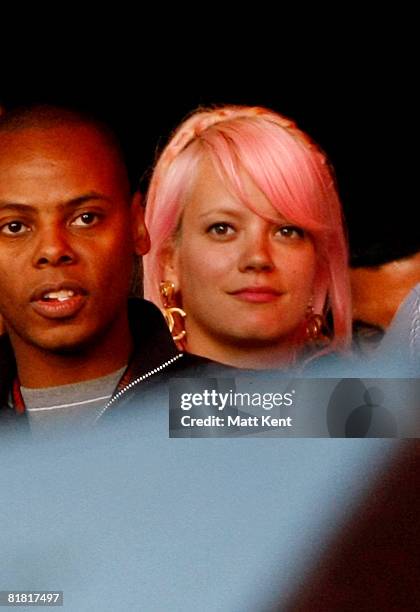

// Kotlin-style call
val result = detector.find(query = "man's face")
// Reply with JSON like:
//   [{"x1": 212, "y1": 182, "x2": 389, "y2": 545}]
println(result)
[
  {"x1": 0, "y1": 124, "x2": 148, "y2": 355},
  {"x1": 351, "y1": 252, "x2": 420, "y2": 354}
]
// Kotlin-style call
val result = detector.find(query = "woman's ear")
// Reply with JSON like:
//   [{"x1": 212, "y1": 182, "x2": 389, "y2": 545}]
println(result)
[
  {"x1": 161, "y1": 238, "x2": 181, "y2": 293},
  {"x1": 131, "y1": 192, "x2": 151, "y2": 255}
]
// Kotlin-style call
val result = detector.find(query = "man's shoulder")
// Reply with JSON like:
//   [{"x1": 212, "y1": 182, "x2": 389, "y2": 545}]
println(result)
[
  {"x1": 0, "y1": 333, "x2": 17, "y2": 413},
  {"x1": 168, "y1": 352, "x2": 236, "y2": 377},
  {"x1": 99, "y1": 352, "x2": 237, "y2": 422},
  {"x1": 127, "y1": 298, "x2": 237, "y2": 380}
]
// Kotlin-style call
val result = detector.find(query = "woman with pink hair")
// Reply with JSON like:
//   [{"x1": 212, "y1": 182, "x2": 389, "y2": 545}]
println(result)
[{"x1": 143, "y1": 105, "x2": 351, "y2": 369}]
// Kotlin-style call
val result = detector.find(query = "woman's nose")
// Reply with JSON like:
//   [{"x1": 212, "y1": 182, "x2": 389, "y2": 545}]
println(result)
[{"x1": 238, "y1": 230, "x2": 274, "y2": 273}]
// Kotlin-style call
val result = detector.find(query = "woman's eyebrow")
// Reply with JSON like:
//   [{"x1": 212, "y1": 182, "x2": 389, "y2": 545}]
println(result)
[{"x1": 198, "y1": 208, "x2": 244, "y2": 219}]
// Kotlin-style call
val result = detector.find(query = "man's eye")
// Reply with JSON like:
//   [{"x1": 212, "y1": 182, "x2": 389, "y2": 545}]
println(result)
[
  {"x1": 0, "y1": 221, "x2": 30, "y2": 235},
  {"x1": 71, "y1": 213, "x2": 99, "y2": 227},
  {"x1": 276, "y1": 225, "x2": 304, "y2": 239},
  {"x1": 207, "y1": 223, "x2": 235, "y2": 236}
]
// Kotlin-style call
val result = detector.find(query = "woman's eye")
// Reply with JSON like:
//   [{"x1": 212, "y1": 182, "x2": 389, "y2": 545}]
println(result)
[
  {"x1": 207, "y1": 223, "x2": 235, "y2": 236},
  {"x1": 276, "y1": 225, "x2": 304, "y2": 239},
  {"x1": 71, "y1": 212, "x2": 99, "y2": 227},
  {"x1": 0, "y1": 221, "x2": 30, "y2": 235}
]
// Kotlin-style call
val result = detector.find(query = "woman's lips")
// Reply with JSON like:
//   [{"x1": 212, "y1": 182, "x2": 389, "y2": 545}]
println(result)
[{"x1": 229, "y1": 287, "x2": 282, "y2": 303}]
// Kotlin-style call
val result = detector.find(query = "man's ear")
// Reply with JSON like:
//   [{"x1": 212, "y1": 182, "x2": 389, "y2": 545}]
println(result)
[{"x1": 130, "y1": 192, "x2": 151, "y2": 255}]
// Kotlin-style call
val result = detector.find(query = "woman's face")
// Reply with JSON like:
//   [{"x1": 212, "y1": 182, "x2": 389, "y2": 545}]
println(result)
[{"x1": 164, "y1": 157, "x2": 317, "y2": 357}]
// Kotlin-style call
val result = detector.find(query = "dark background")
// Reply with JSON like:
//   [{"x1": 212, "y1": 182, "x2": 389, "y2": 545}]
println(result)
[{"x1": 0, "y1": 46, "x2": 409, "y2": 256}]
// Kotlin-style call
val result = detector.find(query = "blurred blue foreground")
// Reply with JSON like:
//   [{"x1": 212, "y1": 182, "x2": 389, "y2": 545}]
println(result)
[{"x1": 0, "y1": 406, "x2": 400, "y2": 611}]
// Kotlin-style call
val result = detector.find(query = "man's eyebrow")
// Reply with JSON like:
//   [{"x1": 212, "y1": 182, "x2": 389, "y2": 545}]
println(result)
[
  {"x1": 0, "y1": 202, "x2": 38, "y2": 213},
  {"x1": 64, "y1": 192, "x2": 113, "y2": 207},
  {"x1": 0, "y1": 192, "x2": 112, "y2": 212}
]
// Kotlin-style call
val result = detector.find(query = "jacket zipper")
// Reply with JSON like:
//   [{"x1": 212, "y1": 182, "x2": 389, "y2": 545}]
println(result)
[{"x1": 94, "y1": 353, "x2": 183, "y2": 422}]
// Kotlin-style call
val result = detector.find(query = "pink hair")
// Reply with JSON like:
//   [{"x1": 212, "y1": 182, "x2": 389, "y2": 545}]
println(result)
[{"x1": 144, "y1": 105, "x2": 351, "y2": 352}]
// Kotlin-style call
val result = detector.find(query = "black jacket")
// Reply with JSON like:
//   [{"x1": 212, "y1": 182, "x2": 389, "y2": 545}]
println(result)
[{"x1": 0, "y1": 299, "x2": 231, "y2": 430}]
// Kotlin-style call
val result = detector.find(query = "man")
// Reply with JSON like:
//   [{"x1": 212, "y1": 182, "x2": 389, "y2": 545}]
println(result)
[
  {"x1": 0, "y1": 105, "x2": 219, "y2": 433},
  {"x1": 350, "y1": 231, "x2": 420, "y2": 356}
]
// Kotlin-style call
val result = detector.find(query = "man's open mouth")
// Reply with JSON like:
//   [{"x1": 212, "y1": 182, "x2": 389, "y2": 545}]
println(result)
[
  {"x1": 30, "y1": 283, "x2": 88, "y2": 319},
  {"x1": 41, "y1": 289, "x2": 77, "y2": 302}
]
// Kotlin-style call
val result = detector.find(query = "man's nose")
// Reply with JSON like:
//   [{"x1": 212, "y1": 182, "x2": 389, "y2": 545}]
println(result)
[
  {"x1": 238, "y1": 231, "x2": 274, "y2": 273},
  {"x1": 32, "y1": 226, "x2": 77, "y2": 268}
]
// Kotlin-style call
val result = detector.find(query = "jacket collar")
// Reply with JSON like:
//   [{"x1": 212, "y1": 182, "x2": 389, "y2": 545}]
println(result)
[
  {"x1": 0, "y1": 333, "x2": 16, "y2": 408},
  {"x1": 125, "y1": 298, "x2": 180, "y2": 380}
]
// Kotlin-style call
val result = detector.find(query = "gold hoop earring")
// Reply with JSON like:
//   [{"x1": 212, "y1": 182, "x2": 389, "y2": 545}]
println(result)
[
  {"x1": 160, "y1": 281, "x2": 186, "y2": 343},
  {"x1": 305, "y1": 302, "x2": 329, "y2": 345},
  {"x1": 305, "y1": 310, "x2": 325, "y2": 340}
]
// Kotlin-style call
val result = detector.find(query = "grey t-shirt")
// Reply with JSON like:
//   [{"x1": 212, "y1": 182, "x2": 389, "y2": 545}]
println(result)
[{"x1": 21, "y1": 367, "x2": 126, "y2": 434}]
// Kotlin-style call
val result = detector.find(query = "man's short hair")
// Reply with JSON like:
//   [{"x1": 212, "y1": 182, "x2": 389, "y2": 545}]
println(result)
[{"x1": 0, "y1": 103, "x2": 132, "y2": 195}]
